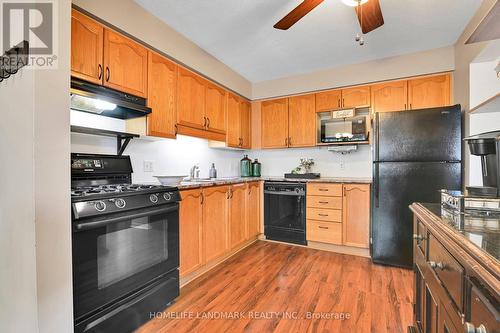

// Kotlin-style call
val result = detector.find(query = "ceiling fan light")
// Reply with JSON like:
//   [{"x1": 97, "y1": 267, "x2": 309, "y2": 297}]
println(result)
[{"x1": 342, "y1": 0, "x2": 368, "y2": 7}]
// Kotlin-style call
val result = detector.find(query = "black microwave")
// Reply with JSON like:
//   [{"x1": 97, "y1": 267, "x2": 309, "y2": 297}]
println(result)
[{"x1": 320, "y1": 112, "x2": 368, "y2": 143}]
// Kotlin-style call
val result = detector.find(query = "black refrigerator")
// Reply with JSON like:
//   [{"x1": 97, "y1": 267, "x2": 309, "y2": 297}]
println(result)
[{"x1": 371, "y1": 105, "x2": 462, "y2": 268}]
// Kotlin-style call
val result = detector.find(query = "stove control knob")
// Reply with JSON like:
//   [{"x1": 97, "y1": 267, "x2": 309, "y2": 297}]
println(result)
[
  {"x1": 94, "y1": 201, "x2": 106, "y2": 212},
  {"x1": 163, "y1": 192, "x2": 172, "y2": 201},
  {"x1": 115, "y1": 198, "x2": 126, "y2": 209},
  {"x1": 149, "y1": 194, "x2": 158, "y2": 204}
]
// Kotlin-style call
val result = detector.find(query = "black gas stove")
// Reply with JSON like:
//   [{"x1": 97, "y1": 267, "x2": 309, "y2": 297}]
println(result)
[{"x1": 71, "y1": 153, "x2": 180, "y2": 333}]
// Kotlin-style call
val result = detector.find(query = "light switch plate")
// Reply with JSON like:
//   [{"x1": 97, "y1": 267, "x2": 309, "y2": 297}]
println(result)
[{"x1": 143, "y1": 160, "x2": 154, "y2": 172}]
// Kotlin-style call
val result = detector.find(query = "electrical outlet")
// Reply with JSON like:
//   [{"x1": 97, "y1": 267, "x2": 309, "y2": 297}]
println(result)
[
  {"x1": 340, "y1": 160, "x2": 345, "y2": 171},
  {"x1": 143, "y1": 160, "x2": 154, "y2": 172}
]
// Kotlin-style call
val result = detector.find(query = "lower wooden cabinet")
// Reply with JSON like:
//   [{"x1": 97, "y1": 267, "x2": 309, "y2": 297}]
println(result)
[
  {"x1": 229, "y1": 183, "x2": 247, "y2": 249},
  {"x1": 179, "y1": 182, "x2": 261, "y2": 278},
  {"x1": 179, "y1": 189, "x2": 203, "y2": 276},
  {"x1": 202, "y1": 186, "x2": 230, "y2": 263},
  {"x1": 306, "y1": 183, "x2": 370, "y2": 249},
  {"x1": 343, "y1": 184, "x2": 370, "y2": 248}
]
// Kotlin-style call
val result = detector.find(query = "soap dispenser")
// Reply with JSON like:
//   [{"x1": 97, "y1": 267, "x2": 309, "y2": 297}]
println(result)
[{"x1": 209, "y1": 163, "x2": 217, "y2": 179}]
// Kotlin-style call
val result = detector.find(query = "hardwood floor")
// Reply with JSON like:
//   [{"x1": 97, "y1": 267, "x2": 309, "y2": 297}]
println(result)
[{"x1": 137, "y1": 241, "x2": 413, "y2": 333}]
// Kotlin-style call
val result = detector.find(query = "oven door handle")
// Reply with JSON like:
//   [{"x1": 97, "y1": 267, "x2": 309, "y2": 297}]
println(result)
[{"x1": 74, "y1": 204, "x2": 179, "y2": 231}]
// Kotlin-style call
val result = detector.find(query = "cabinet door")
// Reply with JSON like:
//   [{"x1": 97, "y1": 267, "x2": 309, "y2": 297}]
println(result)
[
  {"x1": 226, "y1": 93, "x2": 241, "y2": 148},
  {"x1": 288, "y1": 94, "x2": 316, "y2": 147},
  {"x1": 177, "y1": 67, "x2": 206, "y2": 129},
  {"x1": 240, "y1": 100, "x2": 252, "y2": 149},
  {"x1": 71, "y1": 10, "x2": 104, "y2": 84},
  {"x1": 103, "y1": 29, "x2": 148, "y2": 97},
  {"x1": 261, "y1": 98, "x2": 289, "y2": 148},
  {"x1": 342, "y1": 86, "x2": 370, "y2": 108},
  {"x1": 343, "y1": 184, "x2": 370, "y2": 248},
  {"x1": 408, "y1": 74, "x2": 451, "y2": 110},
  {"x1": 439, "y1": 302, "x2": 460, "y2": 333},
  {"x1": 205, "y1": 82, "x2": 226, "y2": 134},
  {"x1": 371, "y1": 80, "x2": 408, "y2": 112},
  {"x1": 147, "y1": 51, "x2": 177, "y2": 138},
  {"x1": 414, "y1": 267, "x2": 425, "y2": 332},
  {"x1": 316, "y1": 89, "x2": 342, "y2": 112},
  {"x1": 424, "y1": 284, "x2": 439, "y2": 333},
  {"x1": 179, "y1": 189, "x2": 203, "y2": 277},
  {"x1": 229, "y1": 184, "x2": 247, "y2": 249},
  {"x1": 247, "y1": 182, "x2": 260, "y2": 239},
  {"x1": 202, "y1": 186, "x2": 229, "y2": 263}
]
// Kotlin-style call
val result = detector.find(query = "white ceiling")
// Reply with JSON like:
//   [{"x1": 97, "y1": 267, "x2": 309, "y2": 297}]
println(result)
[{"x1": 134, "y1": 0, "x2": 482, "y2": 83}]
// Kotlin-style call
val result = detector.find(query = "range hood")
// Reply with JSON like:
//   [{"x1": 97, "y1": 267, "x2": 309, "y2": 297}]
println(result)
[{"x1": 70, "y1": 78, "x2": 151, "y2": 119}]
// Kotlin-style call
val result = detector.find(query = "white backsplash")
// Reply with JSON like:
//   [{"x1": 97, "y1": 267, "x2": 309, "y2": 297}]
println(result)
[{"x1": 71, "y1": 110, "x2": 372, "y2": 183}]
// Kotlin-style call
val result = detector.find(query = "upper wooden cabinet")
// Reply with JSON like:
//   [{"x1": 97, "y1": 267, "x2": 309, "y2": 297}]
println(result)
[
  {"x1": 342, "y1": 184, "x2": 370, "y2": 248},
  {"x1": 316, "y1": 89, "x2": 342, "y2": 112},
  {"x1": 261, "y1": 98, "x2": 289, "y2": 149},
  {"x1": 205, "y1": 82, "x2": 226, "y2": 134},
  {"x1": 202, "y1": 186, "x2": 229, "y2": 263},
  {"x1": 177, "y1": 67, "x2": 206, "y2": 129},
  {"x1": 371, "y1": 80, "x2": 408, "y2": 112},
  {"x1": 342, "y1": 86, "x2": 370, "y2": 108},
  {"x1": 247, "y1": 182, "x2": 260, "y2": 239},
  {"x1": 147, "y1": 51, "x2": 177, "y2": 139},
  {"x1": 71, "y1": 9, "x2": 104, "y2": 84},
  {"x1": 408, "y1": 74, "x2": 451, "y2": 110},
  {"x1": 240, "y1": 100, "x2": 251, "y2": 149},
  {"x1": 179, "y1": 189, "x2": 203, "y2": 277},
  {"x1": 288, "y1": 94, "x2": 316, "y2": 147},
  {"x1": 229, "y1": 184, "x2": 247, "y2": 249},
  {"x1": 103, "y1": 29, "x2": 148, "y2": 98}
]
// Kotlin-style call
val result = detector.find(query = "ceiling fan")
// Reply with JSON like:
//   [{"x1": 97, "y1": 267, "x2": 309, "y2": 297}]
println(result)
[{"x1": 274, "y1": 0, "x2": 384, "y2": 36}]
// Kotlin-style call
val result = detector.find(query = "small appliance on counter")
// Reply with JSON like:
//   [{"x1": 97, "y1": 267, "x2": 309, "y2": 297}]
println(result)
[
  {"x1": 240, "y1": 155, "x2": 252, "y2": 177},
  {"x1": 209, "y1": 163, "x2": 217, "y2": 178},
  {"x1": 464, "y1": 130, "x2": 500, "y2": 197}
]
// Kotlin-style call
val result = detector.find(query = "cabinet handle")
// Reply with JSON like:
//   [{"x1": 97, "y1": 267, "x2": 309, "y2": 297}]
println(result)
[
  {"x1": 404, "y1": 103, "x2": 407, "y2": 110},
  {"x1": 239, "y1": 138, "x2": 243, "y2": 147},
  {"x1": 203, "y1": 117, "x2": 207, "y2": 128},
  {"x1": 200, "y1": 192, "x2": 204, "y2": 204},
  {"x1": 342, "y1": 98, "x2": 345, "y2": 108},
  {"x1": 338, "y1": 99, "x2": 340, "y2": 108},
  {"x1": 318, "y1": 213, "x2": 329, "y2": 217},
  {"x1": 98, "y1": 64, "x2": 103, "y2": 80},
  {"x1": 464, "y1": 322, "x2": 488, "y2": 333},
  {"x1": 174, "y1": 124, "x2": 178, "y2": 135},
  {"x1": 105, "y1": 67, "x2": 110, "y2": 81},
  {"x1": 412, "y1": 234, "x2": 425, "y2": 241},
  {"x1": 318, "y1": 188, "x2": 329, "y2": 192},
  {"x1": 409, "y1": 103, "x2": 412, "y2": 110},
  {"x1": 288, "y1": 137, "x2": 292, "y2": 146},
  {"x1": 206, "y1": 117, "x2": 210, "y2": 128},
  {"x1": 318, "y1": 201, "x2": 329, "y2": 204},
  {"x1": 428, "y1": 261, "x2": 446, "y2": 270},
  {"x1": 285, "y1": 138, "x2": 288, "y2": 146},
  {"x1": 318, "y1": 226, "x2": 329, "y2": 229}
]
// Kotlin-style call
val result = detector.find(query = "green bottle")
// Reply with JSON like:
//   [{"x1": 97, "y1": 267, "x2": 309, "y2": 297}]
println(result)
[
  {"x1": 252, "y1": 159, "x2": 261, "y2": 177},
  {"x1": 240, "y1": 155, "x2": 252, "y2": 177}
]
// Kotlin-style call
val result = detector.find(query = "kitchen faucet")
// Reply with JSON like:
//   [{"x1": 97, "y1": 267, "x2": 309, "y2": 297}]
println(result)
[{"x1": 189, "y1": 164, "x2": 200, "y2": 179}]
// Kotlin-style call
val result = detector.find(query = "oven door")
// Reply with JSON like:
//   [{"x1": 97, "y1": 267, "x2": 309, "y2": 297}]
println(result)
[{"x1": 72, "y1": 203, "x2": 179, "y2": 322}]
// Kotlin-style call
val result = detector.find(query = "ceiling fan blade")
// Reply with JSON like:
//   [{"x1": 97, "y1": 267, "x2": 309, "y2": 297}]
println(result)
[
  {"x1": 274, "y1": 0, "x2": 324, "y2": 30},
  {"x1": 355, "y1": 0, "x2": 384, "y2": 34}
]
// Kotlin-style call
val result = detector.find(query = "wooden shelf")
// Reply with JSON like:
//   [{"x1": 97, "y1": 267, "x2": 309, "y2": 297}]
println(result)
[
  {"x1": 71, "y1": 125, "x2": 139, "y2": 155},
  {"x1": 469, "y1": 93, "x2": 500, "y2": 114}
]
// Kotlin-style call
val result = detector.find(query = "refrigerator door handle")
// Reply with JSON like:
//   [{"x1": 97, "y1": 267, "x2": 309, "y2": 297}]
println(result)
[
  {"x1": 373, "y1": 113, "x2": 379, "y2": 161},
  {"x1": 374, "y1": 163, "x2": 379, "y2": 208}
]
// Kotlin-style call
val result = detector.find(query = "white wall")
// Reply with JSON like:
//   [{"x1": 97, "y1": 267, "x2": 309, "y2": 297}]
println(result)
[
  {"x1": 252, "y1": 46, "x2": 455, "y2": 99},
  {"x1": 470, "y1": 59, "x2": 500, "y2": 109}
]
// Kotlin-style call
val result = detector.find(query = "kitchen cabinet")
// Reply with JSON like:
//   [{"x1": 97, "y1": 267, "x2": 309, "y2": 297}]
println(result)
[
  {"x1": 247, "y1": 182, "x2": 260, "y2": 239},
  {"x1": 103, "y1": 29, "x2": 148, "y2": 98},
  {"x1": 261, "y1": 98, "x2": 289, "y2": 148},
  {"x1": 342, "y1": 86, "x2": 370, "y2": 108},
  {"x1": 408, "y1": 74, "x2": 451, "y2": 110},
  {"x1": 316, "y1": 89, "x2": 342, "y2": 111},
  {"x1": 227, "y1": 94, "x2": 251, "y2": 149},
  {"x1": 146, "y1": 51, "x2": 177, "y2": 138},
  {"x1": 371, "y1": 80, "x2": 408, "y2": 112},
  {"x1": 205, "y1": 82, "x2": 226, "y2": 134},
  {"x1": 179, "y1": 189, "x2": 204, "y2": 277},
  {"x1": 71, "y1": 9, "x2": 104, "y2": 84},
  {"x1": 342, "y1": 184, "x2": 370, "y2": 248},
  {"x1": 229, "y1": 184, "x2": 247, "y2": 249},
  {"x1": 177, "y1": 67, "x2": 206, "y2": 130},
  {"x1": 202, "y1": 186, "x2": 229, "y2": 263},
  {"x1": 288, "y1": 94, "x2": 316, "y2": 147}
]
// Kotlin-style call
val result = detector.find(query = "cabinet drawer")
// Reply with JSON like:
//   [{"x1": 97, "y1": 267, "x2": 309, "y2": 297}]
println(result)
[
  {"x1": 428, "y1": 234, "x2": 464, "y2": 313},
  {"x1": 469, "y1": 284, "x2": 500, "y2": 333},
  {"x1": 307, "y1": 196, "x2": 342, "y2": 209},
  {"x1": 307, "y1": 220, "x2": 342, "y2": 245},
  {"x1": 307, "y1": 183, "x2": 342, "y2": 196},
  {"x1": 307, "y1": 208, "x2": 342, "y2": 222}
]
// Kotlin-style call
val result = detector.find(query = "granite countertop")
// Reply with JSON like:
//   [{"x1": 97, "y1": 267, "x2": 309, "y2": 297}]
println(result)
[{"x1": 176, "y1": 176, "x2": 372, "y2": 190}]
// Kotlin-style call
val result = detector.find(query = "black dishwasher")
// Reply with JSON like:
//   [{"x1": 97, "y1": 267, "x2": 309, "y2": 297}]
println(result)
[{"x1": 264, "y1": 182, "x2": 306, "y2": 245}]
